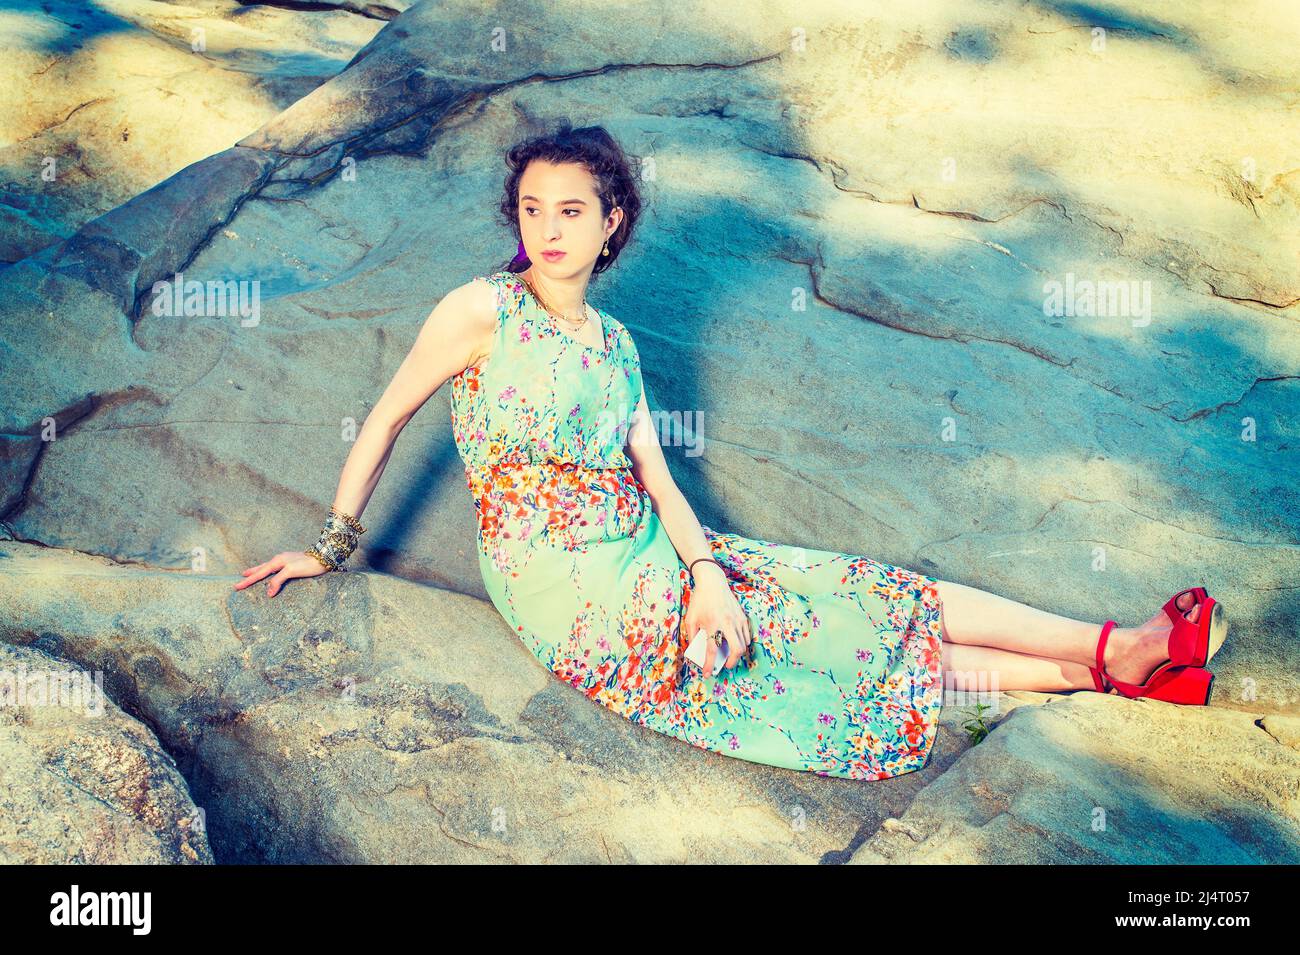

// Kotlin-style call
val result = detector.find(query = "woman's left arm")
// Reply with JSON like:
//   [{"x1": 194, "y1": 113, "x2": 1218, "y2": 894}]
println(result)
[{"x1": 623, "y1": 384, "x2": 752, "y2": 676}]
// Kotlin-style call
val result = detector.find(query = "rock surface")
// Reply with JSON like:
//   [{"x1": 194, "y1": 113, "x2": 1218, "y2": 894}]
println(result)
[
  {"x1": 0, "y1": 0, "x2": 1297, "y2": 862},
  {"x1": 0, "y1": 0, "x2": 409, "y2": 263},
  {"x1": 851, "y1": 691, "x2": 1300, "y2": 864},
  {"x1": 0, "y1": 540, "x2": 965, "y2": 863},
  {"x1": 0, "y1": 640, "x2": 213, "y2": 864}
]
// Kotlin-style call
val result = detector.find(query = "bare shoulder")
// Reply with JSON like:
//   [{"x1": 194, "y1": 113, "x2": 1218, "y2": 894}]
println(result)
[
  {"x1": 438, "y1": 274, "x2": 499, "y2": 326},
  {"x1": 426, "y1": 274, "x2": 500, "y2": 369}
]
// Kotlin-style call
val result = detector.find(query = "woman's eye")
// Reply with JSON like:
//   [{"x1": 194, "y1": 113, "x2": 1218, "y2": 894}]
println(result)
[{"x1": 524, "y1": 208, "x2": 579, "y2": 216}]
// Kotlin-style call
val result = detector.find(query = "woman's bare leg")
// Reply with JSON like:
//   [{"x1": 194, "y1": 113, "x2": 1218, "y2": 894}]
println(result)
[
  {"x1": 933, "y1": 579, "x2": 1203, "y2": 688},
  {"x1": 940, "y1": 641, "x2": 1094, "y2": 694}
]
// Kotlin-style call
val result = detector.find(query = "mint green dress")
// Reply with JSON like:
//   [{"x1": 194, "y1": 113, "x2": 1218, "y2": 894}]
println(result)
[{"x1": 449, "y1": 270, "x2": 946, "y2": 780}]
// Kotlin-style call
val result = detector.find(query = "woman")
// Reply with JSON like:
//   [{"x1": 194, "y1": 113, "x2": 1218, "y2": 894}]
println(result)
[{"x1": 235, "y1": 123, "x2": 1229, "y2": 781}]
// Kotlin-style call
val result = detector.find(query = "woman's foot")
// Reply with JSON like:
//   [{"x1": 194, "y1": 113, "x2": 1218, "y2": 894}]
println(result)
[{"x1": 1097, "y1": 592, "x2": 1201, "y2": 689}]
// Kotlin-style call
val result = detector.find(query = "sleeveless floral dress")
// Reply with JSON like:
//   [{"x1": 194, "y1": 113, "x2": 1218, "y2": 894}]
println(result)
[{"x1": 449, "y1": 270, "x2": 946, "y2": 780}]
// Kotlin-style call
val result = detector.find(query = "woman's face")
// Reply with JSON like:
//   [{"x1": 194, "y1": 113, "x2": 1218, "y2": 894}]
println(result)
[{"x1": 517, "y1": 159, "x2": 621, "y2": 280}]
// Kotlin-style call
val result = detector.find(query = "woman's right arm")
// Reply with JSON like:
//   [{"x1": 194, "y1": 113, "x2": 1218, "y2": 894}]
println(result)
[{"x1": 235, "y1": 276, "x2": 499, "y2": 596}]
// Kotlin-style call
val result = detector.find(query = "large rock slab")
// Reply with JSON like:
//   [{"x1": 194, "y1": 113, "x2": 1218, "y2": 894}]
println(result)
[
  {"x1": 850, "y1": 692, "x2": 1300, "y2": 864},
  {"x1": 0, "y1": 0, "x2": 409, "y2": 262},
  {"x1": 0, "y1": 540, "x2": 969, "y2": 862},
  {"x1": 0, "y1": 0, "x2": 1297, "y2": 862},
  {"x1": 0, "y1": 0, "x2": 1295, "y2": 717},
  {"x1": 0, "y1": 641, "x2": 213, "y2": 863}
]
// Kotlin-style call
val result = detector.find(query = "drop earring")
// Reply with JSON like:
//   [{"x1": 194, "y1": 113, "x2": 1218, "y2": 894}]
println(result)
[{"x1": 602, "y1": 241, "x2": 610, "y2": 256}]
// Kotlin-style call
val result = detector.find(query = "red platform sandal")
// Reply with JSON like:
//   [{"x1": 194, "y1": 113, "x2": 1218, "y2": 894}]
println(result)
[
  {"x1": 1089, "y1": 620, "x2": 1216, "y2": 705},
  {"x1": 1161, "y1": 587, "x2": 1229, "y2": 668}
]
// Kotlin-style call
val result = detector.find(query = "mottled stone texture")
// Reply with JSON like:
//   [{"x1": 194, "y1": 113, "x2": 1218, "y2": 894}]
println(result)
[{"x1": 1, "y1": 0, "x2": 1296, "y2": 861}]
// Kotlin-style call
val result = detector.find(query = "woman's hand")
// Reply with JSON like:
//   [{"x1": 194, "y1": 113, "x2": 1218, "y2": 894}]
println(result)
[
  {"x1": 679, "y1": 563, "x2": 751, "y2": 679},
  {"x1": 234, "y1": 551, "x2": 331, "y2": 597}
]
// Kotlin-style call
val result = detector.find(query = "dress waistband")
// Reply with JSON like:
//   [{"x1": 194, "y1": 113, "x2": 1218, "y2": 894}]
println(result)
[{"x1": 464, "y1": 459, "x2": 644, "y2": 552}]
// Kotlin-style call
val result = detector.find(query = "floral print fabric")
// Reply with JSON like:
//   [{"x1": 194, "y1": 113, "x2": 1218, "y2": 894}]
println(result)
[{"x1": 449, "y1": 270, "x2": 945, "y2": 780}]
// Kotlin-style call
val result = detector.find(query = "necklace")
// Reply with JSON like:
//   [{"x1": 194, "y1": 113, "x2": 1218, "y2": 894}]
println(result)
[{"x1": 521, "y1": 272, "x2": 590, "y2": 329}]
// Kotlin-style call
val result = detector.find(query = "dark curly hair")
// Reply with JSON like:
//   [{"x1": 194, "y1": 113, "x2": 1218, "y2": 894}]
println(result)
[{"x1": 495, "y1": 121, "x2": 643, "y2": 278}]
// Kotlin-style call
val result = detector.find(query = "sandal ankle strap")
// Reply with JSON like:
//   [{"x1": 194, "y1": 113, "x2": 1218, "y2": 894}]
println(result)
[{"x1": 1094, "y1": 620, "x2": 1119, "y2": 688}]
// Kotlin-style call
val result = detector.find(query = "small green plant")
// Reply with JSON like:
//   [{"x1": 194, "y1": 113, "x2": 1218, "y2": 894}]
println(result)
[{"x1": 959, "y1": 701, "x2": 995, "y2": 745}]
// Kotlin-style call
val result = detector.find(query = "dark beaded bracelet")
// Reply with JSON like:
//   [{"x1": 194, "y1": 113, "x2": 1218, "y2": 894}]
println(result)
[{"x1": 688, "y1": 557, "x2": 724, "y2": 577}]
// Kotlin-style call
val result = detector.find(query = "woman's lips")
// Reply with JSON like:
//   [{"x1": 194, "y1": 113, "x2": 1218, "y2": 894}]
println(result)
[{"x1": 541, "y1": 250, "x2": 566, "y2": 260}]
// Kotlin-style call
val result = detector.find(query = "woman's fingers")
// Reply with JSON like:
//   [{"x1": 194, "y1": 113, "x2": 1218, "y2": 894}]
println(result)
[
  {"x1": 234, "y1": 555, "x2": 283, "y2": 591},
  {"x1": 724, "y1": 615, "x2": 747, "y2": 669},
  {"x1": 679, "y1": 608, "x2": 753, "y2": 676},
  {"x1": 234, "y1": 565, "x2": 268, "y2": 590},
  {"x1": 267, "y1": 568, "x2": 290, "y2": 597},
  {"x1": 688, "y1": 617, "x2": 716, "y2": 673},
  {"x1": 703, "y1": 617, "x2": 740, "y2": 672},
  {"x1": 687, "y1": 609, "x2": 754, "y2": 673},
  {"x1": 702, "y1": 621, "x2": 722, "y2": 670},
  {"x1": 699, "y1": 621, "x2": 716, "y2": 673}
]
